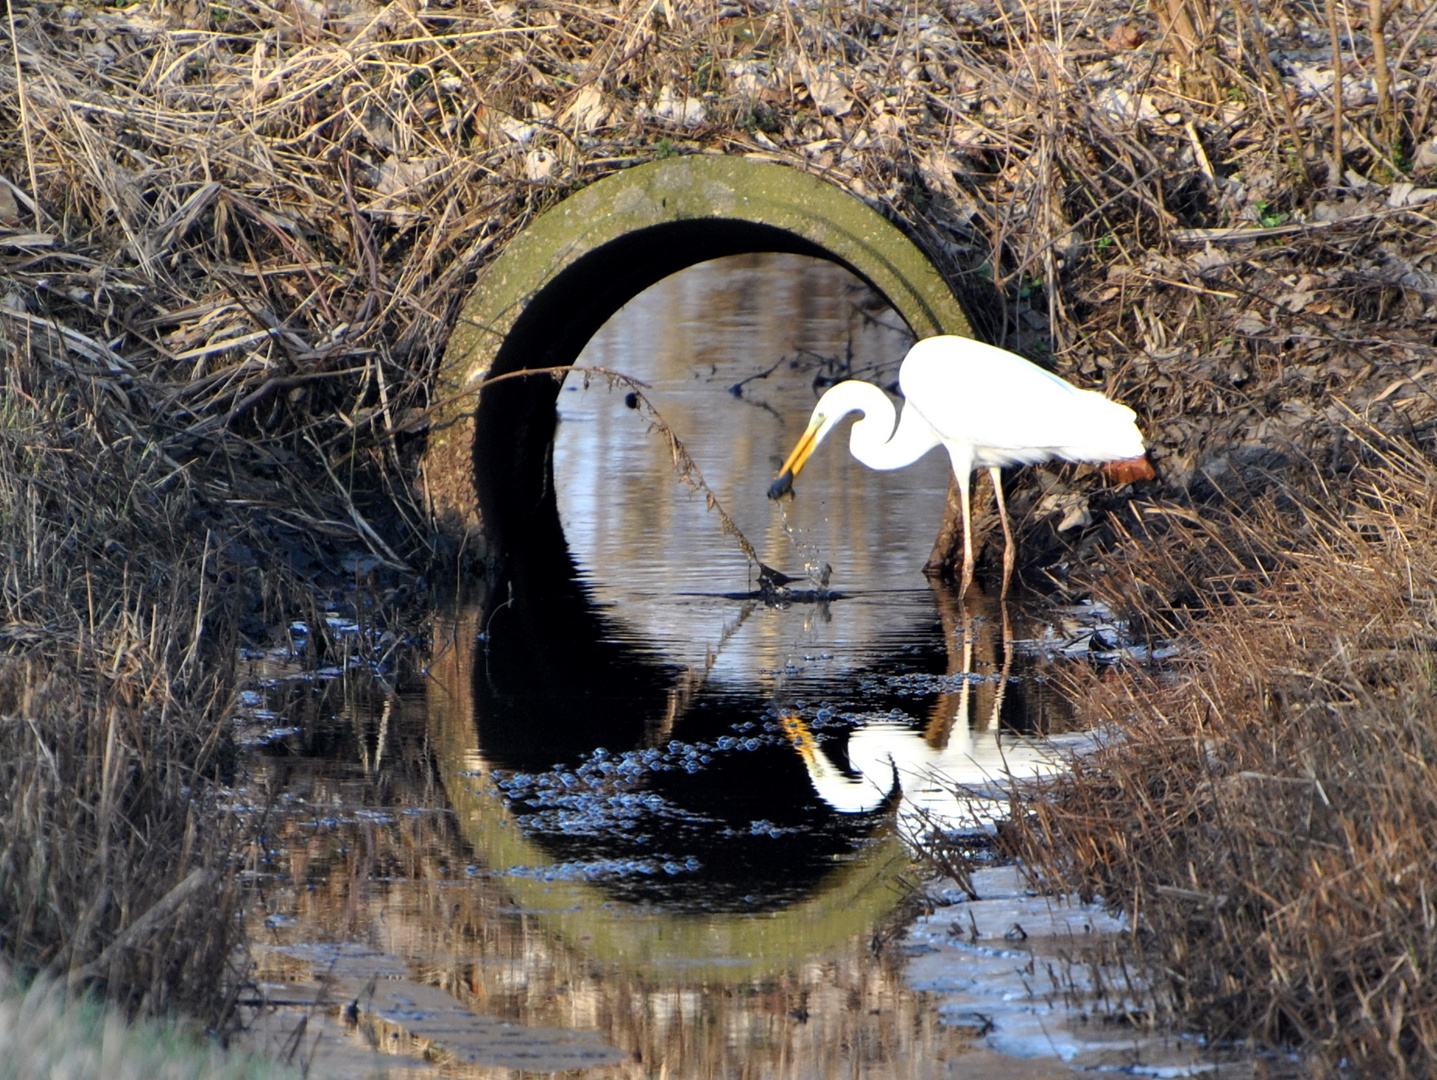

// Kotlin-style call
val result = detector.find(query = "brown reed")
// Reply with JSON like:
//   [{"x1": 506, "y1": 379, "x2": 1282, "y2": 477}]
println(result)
[
  {"x1": 1006, "y1": 424, "x2": 1437, "y2": 1075},
  {"x1": 0, "y1": 337, "x2": 246, "y2": 1024}
]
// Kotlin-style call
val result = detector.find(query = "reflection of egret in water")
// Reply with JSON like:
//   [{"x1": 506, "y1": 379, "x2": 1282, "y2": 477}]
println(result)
[
  {"x1": 781, "y1": 585, "x2": 1079, "y2": 837},
  {"x1": 465, "y1": 558, "x2": 1081, "y2": 922}
]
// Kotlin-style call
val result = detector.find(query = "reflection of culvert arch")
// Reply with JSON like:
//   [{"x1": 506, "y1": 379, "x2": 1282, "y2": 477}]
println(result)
[
  {"x1": 427, "y1": 607, "x2": 912, "y2": 983},
  {"x1": 424, "y1": 155, "x2": 971, "y2": 565}
]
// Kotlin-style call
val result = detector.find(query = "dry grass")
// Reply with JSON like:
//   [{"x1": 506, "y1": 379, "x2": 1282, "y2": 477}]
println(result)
[
  {"x1": 0, "y1": 651, "x2": 242, "y2": 1022},
  {"x1": 0, "y1": 966, "x2": 289, "y2": 1080},
  {"x1": 1005, "y1": 427, "x2": 1437, "y2": 1075},
  {"x1": 0, "y1": 346, "x2": 246, "y2": 1023},
  {"x1": 0, "y1": 0, "x2": 1435, "y2": 1046}
]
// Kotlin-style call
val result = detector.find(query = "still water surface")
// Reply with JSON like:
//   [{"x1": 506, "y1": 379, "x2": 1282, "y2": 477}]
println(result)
[{"x1": 236, "y1": 256, "x2": 1236, "y2": 1078}]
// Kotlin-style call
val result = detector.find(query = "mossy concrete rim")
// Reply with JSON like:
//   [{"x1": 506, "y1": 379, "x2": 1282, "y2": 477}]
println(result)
[{"x1": 423, "y1": 154, "x2": 971, "y2": 550}]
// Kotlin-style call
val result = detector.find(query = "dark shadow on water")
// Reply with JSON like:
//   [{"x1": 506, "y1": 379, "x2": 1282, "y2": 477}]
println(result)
[
  {"x1": 469, "y1": 477, "x2": 1074, "y2": 912},
  {"x1": 474, "y1": 539, "x2": 893, "y2": 912}
]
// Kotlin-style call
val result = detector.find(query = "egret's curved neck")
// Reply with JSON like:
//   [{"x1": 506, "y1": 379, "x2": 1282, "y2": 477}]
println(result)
[
  {"x1": 818, "y1": 381, "x2": 941, "y2": 472},
  {"x1": 798, "y1": 746, "x2": 893, "y2": 814}
]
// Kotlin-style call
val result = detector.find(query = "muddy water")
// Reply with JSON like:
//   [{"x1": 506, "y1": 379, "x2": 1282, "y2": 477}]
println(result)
[{"x1": 236, "y1": 256, "x2": 1238, "y2": 1078}]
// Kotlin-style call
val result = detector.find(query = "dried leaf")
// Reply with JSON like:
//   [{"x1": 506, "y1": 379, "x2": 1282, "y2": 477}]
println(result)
[
  {"x1": 919, "y1": 152, "x2": 962, "y2": 196},
  {"x1": 1232, "y1": 312, "x2": 1268, "y2": 336},
  {"x1": 496, "y1": 113, "x2": 538, "y2": 144},
  {"x1": 643, "y1": 86, "x2": 706, "y2": 128},
  {"x1": 1107, "y1": 23, "x2": 1146, "y2": 49},
  {"x1": 1188, "y1": 245, "x2": 1229, "y2": 278},
  {"x1": 800, "y1": 61, "x2": 854, "y2": 118},
  {"x1": 0, "y1": 180, "x2": 19, "y2": 227},
  {"x1": 1036, "y1": 490, "x2": 1091, "y2": 531},
  {"x1": 523, "y1": 148, "x2": 557, "y2": 181},
  {"x1": 366, "y1": 156, "x2": 444, "y2": 221},
  {"x1": 1288, "y1": 63, "x2": 1335, "y2": 97},
  {"x1": 725, "y1": 60, "x2": 767, "y2": 97},
  {"x1": 561, "y1": 85, "x2": 612, "y2": 132},
  {"x1": 1388, "y1": 183, "x2": 1437, "y2": 209},
  {"x1": 1094, "y1": 86, "x2": 1159, "y2": 124}
]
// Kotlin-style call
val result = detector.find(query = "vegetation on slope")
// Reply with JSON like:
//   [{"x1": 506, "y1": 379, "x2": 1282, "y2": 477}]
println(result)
[{"x1": 1, "y1": 0, "x2": 1435, "y2": 1070}]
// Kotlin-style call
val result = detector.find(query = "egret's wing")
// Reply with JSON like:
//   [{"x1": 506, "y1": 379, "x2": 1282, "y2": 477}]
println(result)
[{"x1": 898, "y1": 337, "x2": 1142, "y2": 462}]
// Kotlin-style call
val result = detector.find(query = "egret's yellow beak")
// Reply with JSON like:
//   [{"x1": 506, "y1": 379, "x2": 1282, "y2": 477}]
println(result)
[{"x1": 767, "y1": 415, "x2": 824, "y2": 500}]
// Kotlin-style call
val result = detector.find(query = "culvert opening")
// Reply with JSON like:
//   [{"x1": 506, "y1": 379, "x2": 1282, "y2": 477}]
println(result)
[
  {"x1": 475, "y1": 220, "x2": 841, "y2": 563},
  {"x1": 552, "y1": 251, "x2": 955, "y2": 617},
  {"x1": 426, "y1": 155, "x2": 971, "y2": 579}
]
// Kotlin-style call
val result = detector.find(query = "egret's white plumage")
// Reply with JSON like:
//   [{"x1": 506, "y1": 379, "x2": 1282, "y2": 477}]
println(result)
[
  {"x1": 784, "y1": 716, "x2": 1071, "y2": 827},
  {"x1": 768, "y1": 335, "x2": 1153, "y2": 595}
]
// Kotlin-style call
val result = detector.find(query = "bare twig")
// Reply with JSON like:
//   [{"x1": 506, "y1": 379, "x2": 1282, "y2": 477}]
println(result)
[
  {"x1": 1367, "y1": 0, "x2": 1397, "y2": 151},
  {"x1": 5, "y1": 1, "x2": 43, "y2": 229},
  {"x1": 71, "y1": 870, "x2": 214, "y2": 983},
  {"x1": 472, "y1": 364, "x2": 765, "y2": 568},
  {"x1": 1325, "y1": 0, "x2": 1346, "y2": 180}
]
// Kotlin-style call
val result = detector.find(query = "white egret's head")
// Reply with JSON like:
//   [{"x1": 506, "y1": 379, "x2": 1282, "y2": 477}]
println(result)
[{"x1": 767, "y1": 382, "x2": 889, "y2": 499}]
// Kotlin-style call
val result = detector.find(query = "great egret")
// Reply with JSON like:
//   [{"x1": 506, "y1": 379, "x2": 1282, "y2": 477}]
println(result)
[{"x1": 767, "y1": 335, "x2": 1154, "y2": 596}]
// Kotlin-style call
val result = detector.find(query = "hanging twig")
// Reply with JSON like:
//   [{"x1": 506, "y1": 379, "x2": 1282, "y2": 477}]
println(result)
[{"x1": 472, "y1": 364, "x2": 766, "y2": 569}]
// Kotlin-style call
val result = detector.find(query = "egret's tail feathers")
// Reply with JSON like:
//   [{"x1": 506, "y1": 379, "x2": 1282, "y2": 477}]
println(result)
[{"x1": 1103, "y1": 455, "x2": 1156, "y2": 484}]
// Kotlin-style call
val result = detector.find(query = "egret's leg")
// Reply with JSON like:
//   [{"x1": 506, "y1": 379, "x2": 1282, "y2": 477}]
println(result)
[
  {"x1": 990, "y1": 466, "x2": 1015, "y2": 599},
  {"x1": 989, "y1": 600, "x2": 1013, "y2": 730},
  {"x1": 957, "y1": 469, "x2": 975, "y2": 597}
]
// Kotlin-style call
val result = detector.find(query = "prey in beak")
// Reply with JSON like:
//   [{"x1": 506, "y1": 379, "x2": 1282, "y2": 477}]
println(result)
[{"x1": 768, "y1": 414, "x2": 825, "y2": 500}]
